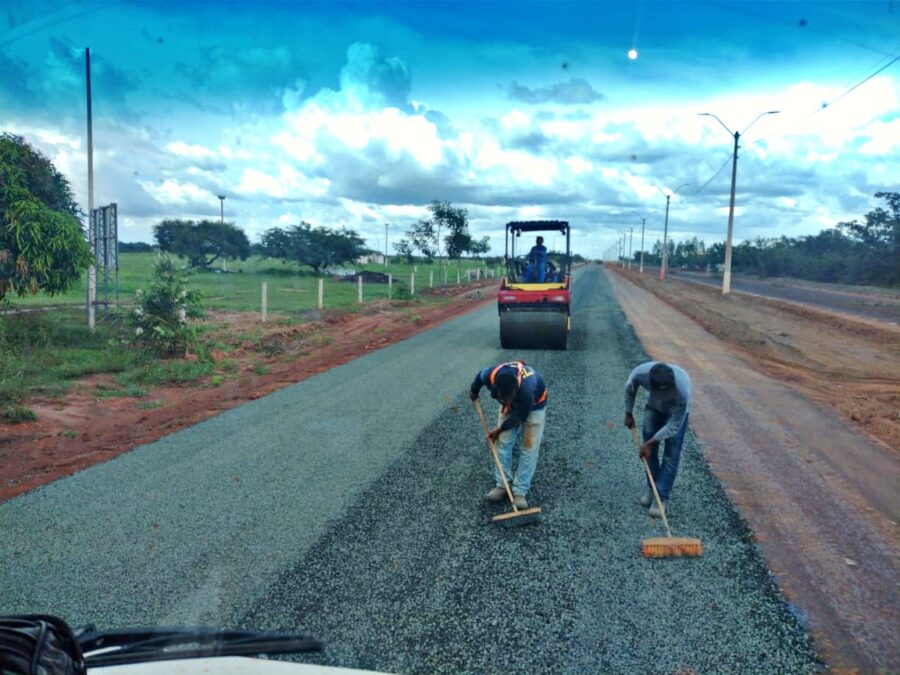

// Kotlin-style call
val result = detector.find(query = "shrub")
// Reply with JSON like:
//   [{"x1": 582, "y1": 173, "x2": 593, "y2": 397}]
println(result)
[{"x1": 130, "y1": 257, "x2": 203, "y2": 355}]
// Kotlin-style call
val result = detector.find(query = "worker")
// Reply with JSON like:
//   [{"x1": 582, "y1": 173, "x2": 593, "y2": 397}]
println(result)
[
  {"x1": 524, "y1": 236, "x2": 548, "y2": 282},
  {"x1": 623, "y1": 361, "x2": 692, "y2": 517},
  {"x1": 470, "y1": 360, "x2": 548, "y2": 509}
]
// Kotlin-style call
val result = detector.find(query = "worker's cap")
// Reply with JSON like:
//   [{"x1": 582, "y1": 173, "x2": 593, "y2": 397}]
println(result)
[{"x1": 649, "y1": 363, "x2": 676, "y2": 395}]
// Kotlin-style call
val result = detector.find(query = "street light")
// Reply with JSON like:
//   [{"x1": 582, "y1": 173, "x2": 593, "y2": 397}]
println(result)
[
  {"x1": 699, "y1": 110, "x2": 779, "y2": 294},
  {"x1": 656, "y1": 183, "x2": 689, "y2": 280},
  {"x1": 217, "y1": 194, "x2": 225, "y2": 224}
]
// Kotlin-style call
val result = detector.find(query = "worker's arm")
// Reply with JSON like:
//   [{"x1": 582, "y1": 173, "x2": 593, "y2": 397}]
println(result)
[
  {"x1": 647, "y1": 402, "x2": 688, "y2": 444},
  {"x1": 498, "y1": 389, "x2": 534, "y2": 432},
  {"x1": 469, "y1": 368, "x2": 490, "y2": 400},
  {"x1": 624, "y1": 364, "x2": 650, "y2": 424}
]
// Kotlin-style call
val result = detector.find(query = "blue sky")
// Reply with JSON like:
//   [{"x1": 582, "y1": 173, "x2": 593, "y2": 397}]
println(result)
[{"x1": 1, "y1": 0, "x2": 898, "y2": 258}]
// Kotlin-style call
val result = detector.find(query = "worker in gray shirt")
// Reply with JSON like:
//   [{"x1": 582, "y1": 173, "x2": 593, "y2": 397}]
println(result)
[{"x1": 624, "y1": 362, "x2": 692, "y2": 517}]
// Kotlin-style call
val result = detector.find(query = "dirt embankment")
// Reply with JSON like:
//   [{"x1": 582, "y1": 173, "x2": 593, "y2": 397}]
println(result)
[
  {"x1": 611, "y1": 267, "x2": 900, "y2": 452},
  {"x1": 0, "y1": 284, "x2": 495, "y2": 503}
]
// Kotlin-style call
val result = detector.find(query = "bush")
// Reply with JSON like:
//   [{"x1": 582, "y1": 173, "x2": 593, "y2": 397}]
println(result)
[{"x1": 130, "y1": 257, "x2": 203, "y2": 355}]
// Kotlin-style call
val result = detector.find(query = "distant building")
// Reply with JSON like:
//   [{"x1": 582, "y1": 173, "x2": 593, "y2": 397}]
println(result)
[{"x1": 355, "y1": 253, "x2": 385, "y2": 265}]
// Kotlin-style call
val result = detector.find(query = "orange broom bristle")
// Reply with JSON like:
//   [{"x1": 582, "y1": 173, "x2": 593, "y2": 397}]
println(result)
[{"x1": 641, "y1": 536, "x2": 704, "y2": 558}]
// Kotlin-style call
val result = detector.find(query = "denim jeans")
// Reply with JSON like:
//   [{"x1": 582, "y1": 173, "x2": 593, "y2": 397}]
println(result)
[
  {"x1": 495, "y1": 408, "x2": 546, "y2": 496},
  {"x1": 642, "y1": 409, "x2": 689, "y2": 500}
]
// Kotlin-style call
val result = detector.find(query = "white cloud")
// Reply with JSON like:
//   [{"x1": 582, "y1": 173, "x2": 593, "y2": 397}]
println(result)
[
  {"x1": 139, "y1": 178, "x2": 211, "y2": 205},
  {"x1": 167, "y1": 141, "x2": 215, "y2": 159}
]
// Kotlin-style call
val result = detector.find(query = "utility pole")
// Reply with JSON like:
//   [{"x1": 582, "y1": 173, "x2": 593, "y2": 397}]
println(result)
[
  {"x1": 218, "y1": 194, "x2": 225, "y2": 223},
  {"x1": 700, "y1": 110, "x2": 779, "y2": 294},
  {"x1": 384, "y1": 223, "x2": 389, "y2": 267},
  {"x1": 657, "y1": 183, "x2": 689, "y2": 280},
  {"x1": 639, "y1": 217, "x2": 645, "y2": 273},
  {"x1": 85, "y1": 48, "x2": 96, "y2": 330},
  {"x1": 628, "y1": 227, "x2": 633, "y2": 269}
]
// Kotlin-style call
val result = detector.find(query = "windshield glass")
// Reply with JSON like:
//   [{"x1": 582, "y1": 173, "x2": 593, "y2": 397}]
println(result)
[{"x1": 2, "y1": 2, "x2": 898, "y2": 673}]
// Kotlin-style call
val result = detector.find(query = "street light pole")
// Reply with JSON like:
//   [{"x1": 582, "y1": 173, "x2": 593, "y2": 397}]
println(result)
[
  {"x1": 628, "y1": 226, "x2": 633, "y2": 269},
  {"x1": 384, "y1": 223, "x2": 389, "y2": 267},
  {"x1": 657, "y1": 183, "x2": 689, "y2": 280},
  {"x1": 217, "y1": 194, "x2": 225, "y2": 223},
  {"x1": 639, "y1": 217, "x2": 645, "y2": 273},
  {"x1": 700, "y1": 110, "x2": 779, "y2": 294}
]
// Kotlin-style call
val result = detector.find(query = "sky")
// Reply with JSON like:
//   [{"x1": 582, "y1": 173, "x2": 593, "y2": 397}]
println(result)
[{"x1": 1, "y1": 0, "x2": 898, "y2": 259}]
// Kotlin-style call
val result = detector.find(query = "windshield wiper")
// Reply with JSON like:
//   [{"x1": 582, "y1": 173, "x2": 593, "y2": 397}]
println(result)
[{"x1": 77, "y1": 626, "x2": 323, "y2": 667}]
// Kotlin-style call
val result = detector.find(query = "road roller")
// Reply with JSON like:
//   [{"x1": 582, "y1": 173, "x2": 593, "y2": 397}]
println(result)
[{"x1": 498, "y1": 220, "x2": 571, "y2": 350}]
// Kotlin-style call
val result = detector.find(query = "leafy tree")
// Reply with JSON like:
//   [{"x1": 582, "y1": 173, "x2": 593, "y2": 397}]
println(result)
[
  {"x1": 393, "y1": 238, "x2": 414, "y2": 264},
  {"x1": 154, "y1": 219, "x2": 250, "y2": 269},
  {"x1": 0, "y1": 133, "x2": 92, "y2": 300},
  {"x1": 119, "y1": 241, "x2": 155, "y2": 253},
  {"x1": 470, "y1": 236, "x2": 491, "y2": 258},
  {"x1": 258, "y1": 222, "x2": 366, "y2": 273},
  {"x1": 406, "y1": 219, "x2": 438, "y2": 261}
]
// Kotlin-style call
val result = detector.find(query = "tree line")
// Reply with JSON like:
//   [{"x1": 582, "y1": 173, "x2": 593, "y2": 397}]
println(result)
[{"x1": 636, "y1": 192, "x2": 898, "y2": 286}]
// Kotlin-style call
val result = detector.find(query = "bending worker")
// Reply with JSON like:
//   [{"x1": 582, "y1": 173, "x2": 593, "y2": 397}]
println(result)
[
  {"x1": 624, "y1": 361, "x2": 692, "y2": 517},
  {"x1": 470, "y1": 360, "x2": 547, "y2": 509}
]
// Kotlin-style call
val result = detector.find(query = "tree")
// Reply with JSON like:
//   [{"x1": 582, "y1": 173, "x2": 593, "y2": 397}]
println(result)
[
  {"x1": 154, "y1": 219, "x2": 250, "y2": 270},
  {"x1": 436, "y1": 201, "x2": 473, "y2": 270},
  {"x1": 258, "y1": 222, "x2": 366, "y2": 273},
  {"x1": 470, "y1": 236, "x2": 491, "y2": 258},
  {"x1": 0, "y1": 133, "x2": 92, "y2": 301},
  {"x1": 405, "y1": 219, "x2": 438, "y2": 261},
  {"x1": 393, "y1": 238, "x2": 414, "y2": 264}
]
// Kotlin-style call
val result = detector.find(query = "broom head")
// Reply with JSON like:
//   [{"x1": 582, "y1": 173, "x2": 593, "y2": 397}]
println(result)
[
  {"x1": 491, "y1": 506, "x2": 542, "y2": 526},
  {"x1": 642, "y1": 536, "x2": 703, "y2": 558}
]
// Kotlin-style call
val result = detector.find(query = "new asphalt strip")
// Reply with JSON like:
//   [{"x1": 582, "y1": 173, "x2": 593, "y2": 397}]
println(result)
[{"x1": 1, "y1": 265, "x2": 820, "y2": 673}]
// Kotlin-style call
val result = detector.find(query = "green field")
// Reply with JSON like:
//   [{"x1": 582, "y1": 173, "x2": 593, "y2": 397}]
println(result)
[{"x1": 8, "y1": 254, "x2": 501, "y2": 313}]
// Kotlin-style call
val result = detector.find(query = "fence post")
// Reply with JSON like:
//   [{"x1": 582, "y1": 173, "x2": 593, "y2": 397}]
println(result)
[
  {"x1": 318, "y1": 277, "x2": 324, "y2": 309},
  {"x1": 358, "y1": 275, "x2": 363, "y2": 303},
  {"x1": 410, "y1": 272, "x2": 415, "y2": 295},
  {"x1": 388, "y1": 274, "x2": 392, "y2": 300},
  {"x1": 444, "y1": 269, "x2": 448, "y2": 286},
  {"x1": 261, "y1": 282, "x2": 268, "y2": 322},
  {"x1": 457, "y1": 269, "x2": 461, "y2": 286},
  {"x1": 429, "y1": 270, "x2": 433, "y2": 288}
]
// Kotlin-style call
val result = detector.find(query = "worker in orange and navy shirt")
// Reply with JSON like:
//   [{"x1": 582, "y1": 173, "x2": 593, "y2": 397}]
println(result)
[{"x1": 469, "y1": 360, "x2": 547, "y2": 509}]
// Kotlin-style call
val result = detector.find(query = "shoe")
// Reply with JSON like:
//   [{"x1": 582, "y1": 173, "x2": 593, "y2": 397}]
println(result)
[
  {"x1": 639, "y1": 488, "x2": 653, "y2": 508},
  {"x1": 513, "y1": 494, "x2": 528, "y2": 509},
  {"x1": 648, "y1": 499, "x2": 667, "y2": 518},
  {"x1": 486, "y1": 486, "x2": 506, "y2": 502}
]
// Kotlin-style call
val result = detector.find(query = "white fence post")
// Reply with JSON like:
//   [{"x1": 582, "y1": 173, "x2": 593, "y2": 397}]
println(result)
[
  {"x1": 388, "y1": 274, "x2": 392, "y2": 299},
  {"x1": 410, "y1": 272, "x2": 415, "y2": 295},
  {"x1": 429, "y1": 270, "x2": 433, "y2": 288},
  {"x1": 318, "y1": 278, "x2": 324, "y2": 309},
  {"x1": 457, "y1": 269, "x2": 461, "y2": 286},
  {"x1": 358, "y1": 275, "x2": 363, "y2": 303},
  {"x1": 261, "y1": 282, "x2": 268, "y2": 322}
]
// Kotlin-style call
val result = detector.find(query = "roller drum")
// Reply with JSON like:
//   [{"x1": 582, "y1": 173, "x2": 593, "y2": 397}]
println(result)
[{"x1": 499, "y1": 309, "x2": 568, "y2": 350}]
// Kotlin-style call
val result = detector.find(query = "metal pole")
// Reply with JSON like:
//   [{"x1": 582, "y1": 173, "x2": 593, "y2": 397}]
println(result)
[
  {"x1": 722, "y1": 131, "x2": 739, "y2": 295},
  {"x1": 85, "y1": 48, "x2": 96, "y2": 330},
  {"x1": 384, "y1": 223, "x2": 389, "y2": 267},
  {"x1": 218, "y1": 195, "x2": 225, "y2": 223},
  {"x1": 661, "y1": 195, "x2": 671, "y2": 280},
  {"x1": 628, "y1": 227, "x2": 633, "y2": 269},
  {"x1": 640, "y1": 217, "x2": 645, "y2": 273}
]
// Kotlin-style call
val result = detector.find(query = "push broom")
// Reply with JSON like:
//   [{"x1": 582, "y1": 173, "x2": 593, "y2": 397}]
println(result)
[
  {"x1": 474, "y1": 399, "x2": 542, "y2": 526},
  {"x1": 630, "y1": 426, "x2": 703, "y2": 558}
]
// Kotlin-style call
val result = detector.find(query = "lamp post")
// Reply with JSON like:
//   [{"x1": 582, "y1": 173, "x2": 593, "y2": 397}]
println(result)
[
  {"x1": 217, "y1": 194, "x2": 225, "y2": 223},
  {"x1": 628, "y1": 226, "x2": 633, "y2": 269},
  {"x1": 639, "y1": 217, "x2": 646, "y2": 273},
  {"x1": 699, "y1": 110, "x2": 779, "y2": 294},
  {"x1": 657, "y1": 183, "x2": 689, "y2": 280}
]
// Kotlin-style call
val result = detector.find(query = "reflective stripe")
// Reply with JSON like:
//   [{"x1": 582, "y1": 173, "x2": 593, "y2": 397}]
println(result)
[
  {"x1": 536, "y1": 389, "x2": 547, "y2": 405},
  {"x1": 489, "y1": 361, "x2": 525, "y2": 386}
]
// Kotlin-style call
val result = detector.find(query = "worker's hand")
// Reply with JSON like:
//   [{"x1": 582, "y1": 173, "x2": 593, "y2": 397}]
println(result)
[
  {"x1": 639, "y1": 441, "x2": 655, "y2": 461},
  {"x1": 487, "y1": 427, "x2": 502, "y2": 443},
  {"x1": 624, "y1": 412, "x2": 635, "y2": 429},
  {"x1": 469, "y1": 388, "x2": 479, "y2": 401}
]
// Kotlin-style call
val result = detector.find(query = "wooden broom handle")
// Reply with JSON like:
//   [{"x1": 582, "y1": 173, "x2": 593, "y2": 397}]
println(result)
[
  {"x1": 629, "y1": 425, "x2": 673, "y2": 538},
  {"x1": 474, "y1": 399, "x2": 518, "y2": 511}
]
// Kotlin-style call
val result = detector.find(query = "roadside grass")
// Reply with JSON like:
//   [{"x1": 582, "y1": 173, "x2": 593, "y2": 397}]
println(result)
[{"x1": 7, "y1": 253, "x2": 498, "y2": 313}]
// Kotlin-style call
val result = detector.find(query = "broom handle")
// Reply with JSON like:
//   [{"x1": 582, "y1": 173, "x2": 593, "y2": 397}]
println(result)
[
  {"x1": 630, "y1": 425, "x2": 673, "y2": 538},
  {"x1": 474, "y1": 399, "x2": 518, "y2": 511}
]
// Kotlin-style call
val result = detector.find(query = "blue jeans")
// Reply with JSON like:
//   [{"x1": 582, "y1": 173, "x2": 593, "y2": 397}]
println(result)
[
  {"x1": 495, "y1": 408, "x2": 546, "y2": 496},
  {"x1": 642, "y1": 409, "x2": 689, "y2": 500}
]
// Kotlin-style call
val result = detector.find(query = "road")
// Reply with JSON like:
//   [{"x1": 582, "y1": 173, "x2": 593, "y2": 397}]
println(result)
[
  {"x1": 666, "y1": 269, "x2": 900, "y2": 324},
  {"x1": 2, "y1": 266, "x2": 818, "y2": 673},
  {"x1": 609, "y1": 269, "x2": 900, "y2": 672}
]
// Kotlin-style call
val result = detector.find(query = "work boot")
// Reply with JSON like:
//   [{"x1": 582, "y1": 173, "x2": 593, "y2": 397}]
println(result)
[
  {"x1": 513, "y1": 494, "x2": 528, "y2": 510},
  {"x1": 485, "y1": 486, "x2": 506, "y2": 502},
  {"x1": 639, "y1": 488, "x2": 653, "y2": 508},
  {"x1": 648, "y1": 499, "x2": 667, "y2": 519}
]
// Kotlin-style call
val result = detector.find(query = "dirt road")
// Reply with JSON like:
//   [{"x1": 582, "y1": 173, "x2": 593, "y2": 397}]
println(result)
[
  {"x1": 608, "y1": 267, "x2": 900, "y2": 672},
  {"x1": 668, "y1": 269, "x2": 900, "y2": 324}
]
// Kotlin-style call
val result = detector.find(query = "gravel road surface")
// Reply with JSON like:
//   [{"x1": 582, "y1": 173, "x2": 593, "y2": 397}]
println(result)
[
  {"x1": 2, "y1": 265, "x2": 818, "y2": 673},
  {"x1": 667, "y1": 269, "x2": 900, "y2": 324}
]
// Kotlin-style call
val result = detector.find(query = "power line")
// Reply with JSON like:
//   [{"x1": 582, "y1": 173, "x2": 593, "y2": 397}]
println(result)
[{"x1": 681, "y1": 154, "x2": 733, "y2": 203}]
